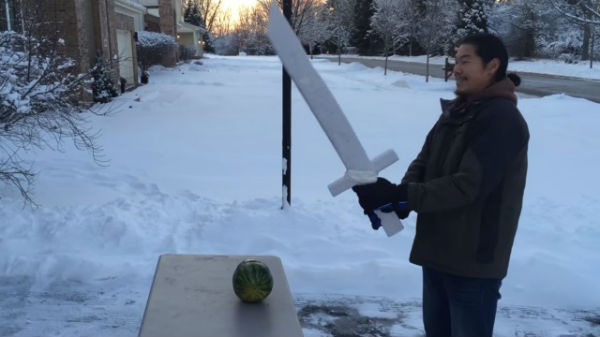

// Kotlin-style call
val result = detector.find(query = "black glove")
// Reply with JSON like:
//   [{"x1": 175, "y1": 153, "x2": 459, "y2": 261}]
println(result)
[
  {"x1": 352, "y1": 178, "x2": 408, "y2": 211},
  {"x1": 353, "y1": 178, "x2": 410, "y2": 230}
]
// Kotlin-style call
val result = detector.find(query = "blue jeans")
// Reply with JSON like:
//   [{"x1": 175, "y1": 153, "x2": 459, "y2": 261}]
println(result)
[{"x1": 422, "y1": 267, "x2": 502, "y2": 337}]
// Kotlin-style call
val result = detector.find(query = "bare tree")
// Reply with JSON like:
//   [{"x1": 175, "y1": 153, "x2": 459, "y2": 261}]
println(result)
[
  {"x1": 257, "y1": 0, "x2": 322, "y2": 35},
  {"x1": 326, "y1": 0, "x2": 355, "y2": 65},
  {"x1": 191, "y1": 0, "x2": 225, "y2": 32},
  {"x1": 403, "y1": 1, "x2": 426, "y2": 56},
  {"x1": 551, "y1": 0, "x2": 600, "y2": 67},
  {"x1": 414, "y1": 0, "x2": 456, "y2": 82},
  {"x1": 298, "y1": 2, "x2": 331, "y2": 58},
  {"x1": 551, "y1": 0, "x2": 600, "y2": 24},
  {"x1": 371, "y1": 0, "x2": 410, "y2": 74},
  {"x1": 236, "y1": 4, "x2": 271, "y2": 55},
  {"x1": 212, "y1": 5, "x2": 233, "y2": 37},
  {"x1": 1, "y1": 36, "x2": 106, "y2": 204}
]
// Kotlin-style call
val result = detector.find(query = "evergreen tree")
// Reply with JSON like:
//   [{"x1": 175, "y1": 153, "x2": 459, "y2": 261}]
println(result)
[
  {"x1": 202, "y1": 32, "x2": 215, "y2": 53},
  {"x1": 506, "y1": 0, "x2": 541, "y2": 59},
  {"x1": 184, "y1": 0, "x2": 204, "y2": 27},
  {"x1": 455, "y1": 0, "x2": 488, "y2": 45},
  {"x1": 351, "y1": 0, "x2": 381, "y2": 55},
  {"x1": 91, "y1": 54, "x2": 118, "y2": 103},
  {"x1": 184, "y1": 0, "x2": 214, "y2": 53}
]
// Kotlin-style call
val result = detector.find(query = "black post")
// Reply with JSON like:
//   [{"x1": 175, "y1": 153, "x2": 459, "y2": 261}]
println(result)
[
  {"x1": 282, "y1": 0, "x2": 292, "y2": 208},
  {"x1": 591, "y1": 26, "x2": 595, "y2": 69}
]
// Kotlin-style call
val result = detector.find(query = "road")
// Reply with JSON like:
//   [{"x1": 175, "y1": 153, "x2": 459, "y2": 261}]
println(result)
[{"x1": 320, "y1": 56, "x2": 600, "y2": 103}]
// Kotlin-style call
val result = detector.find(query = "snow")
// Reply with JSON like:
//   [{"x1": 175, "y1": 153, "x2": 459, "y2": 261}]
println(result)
[
  {"x1": 1, "y1": 56, "x2": 599, "y2": 336},
  {"x1": 321, "y1": 54, "x2": 600, "y2": 80}
]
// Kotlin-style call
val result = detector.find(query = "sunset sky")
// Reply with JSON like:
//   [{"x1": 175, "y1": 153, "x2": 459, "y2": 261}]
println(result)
[{"x1": 224, "y1": 0, "x2": 259, "y2": 20}]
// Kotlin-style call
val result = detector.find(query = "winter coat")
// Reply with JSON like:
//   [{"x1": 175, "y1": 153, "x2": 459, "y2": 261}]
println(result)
[{"x1": 403, "y1": 78, "x2": 529, "y2": 279}]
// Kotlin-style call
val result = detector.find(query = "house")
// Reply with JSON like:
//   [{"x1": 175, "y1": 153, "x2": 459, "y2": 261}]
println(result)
[
  {"x1": 173, "y1": 0, "x2": 205, "y2": 58},
  {"x1": 178, "y1": 19, "x2": 206, "y2": 59},
  {"x1": 114, "y1": 0, "x2": 147, "y2": 88},
  {"x1": 141, "y1": 0, "x2": 205, "y2": 63},
  {"x1": 1, "y1": 0, "x2": 144, "y2": 92},
  {"x1": 1, "y1": 0, "x2": 204, "y2": 94}
]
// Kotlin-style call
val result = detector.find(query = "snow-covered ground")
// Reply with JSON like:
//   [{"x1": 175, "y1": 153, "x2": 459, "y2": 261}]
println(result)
[
  {"x1": 321, "y1": 54, "x2": 600, "y2": 80},
  {"x1": 1, "y1": 56, "x2": 599, "y2": 336}
]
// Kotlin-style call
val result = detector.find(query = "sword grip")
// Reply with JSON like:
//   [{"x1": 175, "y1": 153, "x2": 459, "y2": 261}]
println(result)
[
  {"x1": 328, "y1": 149, "x2": 399, "y2": 196},
  {"x1": 367, "y1": 202, "x2": 406, "y2": 237}
]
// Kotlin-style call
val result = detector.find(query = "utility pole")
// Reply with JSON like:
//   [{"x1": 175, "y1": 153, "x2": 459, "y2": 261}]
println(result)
[{"x1": 282, "y1": 0, "x2": 292, "y2": 208}]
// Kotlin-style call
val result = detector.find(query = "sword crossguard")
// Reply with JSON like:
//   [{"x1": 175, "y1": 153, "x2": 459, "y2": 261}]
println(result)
[{"x1": 328, "y1": 149, "x2": 399, "y2": 196}]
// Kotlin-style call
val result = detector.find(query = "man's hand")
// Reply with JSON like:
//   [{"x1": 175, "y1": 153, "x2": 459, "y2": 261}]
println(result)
[{"x1": 352, "y1": 178, "x2": 409, "y2": 213}]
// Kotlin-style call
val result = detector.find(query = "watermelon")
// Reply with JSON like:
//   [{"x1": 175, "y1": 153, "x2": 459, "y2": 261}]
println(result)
[{"x1": 232, "y1": 259, "x2": 273, "y2": 303}]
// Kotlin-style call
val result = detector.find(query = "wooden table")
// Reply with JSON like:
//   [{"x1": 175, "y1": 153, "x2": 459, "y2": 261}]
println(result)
[{"x1": 138, "y1": 254, "x2": 303, "y2": 337}]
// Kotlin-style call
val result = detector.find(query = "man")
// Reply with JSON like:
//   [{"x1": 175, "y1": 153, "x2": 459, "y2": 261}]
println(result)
[{"x1": 352, "y1": 33, "x2": 529, "y2": 337}]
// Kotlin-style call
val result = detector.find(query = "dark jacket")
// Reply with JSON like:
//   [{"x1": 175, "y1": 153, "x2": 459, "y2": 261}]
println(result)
[{"x1": 403, "y1": 78, "x2": 529, "y2": 279}]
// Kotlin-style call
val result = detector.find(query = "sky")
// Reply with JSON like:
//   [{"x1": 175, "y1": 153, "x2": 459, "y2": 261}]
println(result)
[{"x1": 224, "y1": 0, "x2": 259, "y2": 21}]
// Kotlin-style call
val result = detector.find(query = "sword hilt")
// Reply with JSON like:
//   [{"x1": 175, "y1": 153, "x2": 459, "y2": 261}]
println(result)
[
  {"x1": 366, "y1": 201, "x2": 408, "y2": 236},
  {"x1": 328, "y1": 149, "x2": 399, "y2": 196}
]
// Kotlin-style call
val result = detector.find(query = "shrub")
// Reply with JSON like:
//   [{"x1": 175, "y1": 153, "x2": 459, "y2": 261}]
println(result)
[
  {"x1": 91, "y1": 54, "x2": 119, "y2": 102},
  {"x1": 214, "y1": 34, "x2": 240, "y2": 56},
  {"x1": 0, "y1": 31, "x2": 106, "y2": 203},
  {"x1": 136, "y1": 31, "x2": 177, "y2": 72},
  {"x1": 179, "y1": 44, "x2": 197, "y2": 61}
]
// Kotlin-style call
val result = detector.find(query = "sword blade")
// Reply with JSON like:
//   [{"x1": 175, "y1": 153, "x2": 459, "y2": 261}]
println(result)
[{"x1": 267, "y1": 3, "x2": 374, "y2": 174}]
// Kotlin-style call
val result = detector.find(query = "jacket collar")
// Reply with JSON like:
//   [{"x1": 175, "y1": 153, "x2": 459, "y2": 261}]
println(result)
[{"x1": 440, "y1": 78, "x2": 517, "y2": 119}]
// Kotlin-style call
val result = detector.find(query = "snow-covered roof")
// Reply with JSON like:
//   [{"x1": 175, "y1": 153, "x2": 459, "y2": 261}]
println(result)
[{"x1": 178, "y1": 21, "x2": 206, "y2": 34}]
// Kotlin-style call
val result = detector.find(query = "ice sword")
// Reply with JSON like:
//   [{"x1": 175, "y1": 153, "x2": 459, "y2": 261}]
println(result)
[{"x1": 267, "y1": 3, "x2": 404, "y2": 236}]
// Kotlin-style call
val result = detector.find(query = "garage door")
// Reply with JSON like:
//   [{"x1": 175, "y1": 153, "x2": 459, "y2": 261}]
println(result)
[{"x1": 116, "y1": 29, "x2": 135, "y2": 87}]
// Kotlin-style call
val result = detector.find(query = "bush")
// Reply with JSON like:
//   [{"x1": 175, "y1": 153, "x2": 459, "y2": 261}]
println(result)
[
  {"x1": 136, "y1": 31, "x2": 177, "y2": 72},
  {"x1": 91, "y1": 54, "x2": 119, "y2": 102},
  {"x1": 214, "y1": 34, "x2": 240, "y2": 56},
  {"x1": 0, "y1": 31, "x2": 106, "y2": 203},
  {"x1": 538, "y1": 30, "x2": 582, "y2": 61},
  {"x1": 178, "y1": 44, "x2": 197, "y2": 61}
]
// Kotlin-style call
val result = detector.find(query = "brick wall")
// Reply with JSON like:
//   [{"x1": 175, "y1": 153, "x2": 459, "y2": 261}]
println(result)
[
  {"x1": 91, "y1": 0, "x2": 120, "y2": 83},
  {"x1": 158, "y1": 0, "x2": 176, "y2": 37},
  {"x1": 158, "y1": 0, "x2": 177, "y2": 66},
  {"x1": 144, "y1": 13, "x2": 161, "y2": 32},
  {"x1": 11, "y1": 0, "x2": 131, "y2": 102},
  {"x1": 21, "y1": 0, "x2": 81, "y2": 66}
]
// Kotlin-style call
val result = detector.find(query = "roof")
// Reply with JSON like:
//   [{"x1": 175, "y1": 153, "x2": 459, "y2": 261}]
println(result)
[{"x1": 178, "y1": 21, "x2": 207, "y2": 34}]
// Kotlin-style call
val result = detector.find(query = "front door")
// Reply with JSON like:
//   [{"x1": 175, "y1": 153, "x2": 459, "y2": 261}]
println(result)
[{"x1": 116, "y1": 29, "x2": 135, "y2": 87}]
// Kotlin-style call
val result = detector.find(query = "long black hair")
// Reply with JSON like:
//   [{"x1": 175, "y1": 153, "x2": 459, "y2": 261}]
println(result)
[{"x1": 458, "y1": 33, "x2": 521, "y2": 87}]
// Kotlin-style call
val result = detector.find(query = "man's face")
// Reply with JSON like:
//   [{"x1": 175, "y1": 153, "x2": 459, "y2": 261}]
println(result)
[{"x1": 453, "y1": 44, "x2": 499, "y2": 98}]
